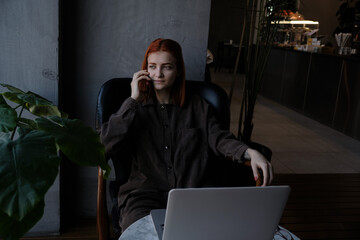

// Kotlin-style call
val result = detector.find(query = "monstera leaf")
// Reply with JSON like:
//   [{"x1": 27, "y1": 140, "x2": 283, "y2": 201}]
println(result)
[
  {"x1": 21, "y1": 92, "x2": 61, "y2": 117},
  {"x1": 0, "y1": 83, "x2": 110, "y2": 240},
  {"x1": 36, "y1": 116, "x2": 110, "y2": 178},
  {"x1": 0, "y1": 95, "x2": 17, "y2": 132},
  {"x1": 0, "y1": 83, "x2": 61, "y2": 117},
  {"x1": 0, "y1": 199, "x2": 45, "y2": 240},
  {"x1": 0, "y1": 84, "x2": 25, "y2": 105},
  {"x1": 0, "y1": 130, "x2": 60, "y2": 239}
]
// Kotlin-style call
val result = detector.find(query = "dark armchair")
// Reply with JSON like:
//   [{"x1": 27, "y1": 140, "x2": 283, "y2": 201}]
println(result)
[{"x1": 95, "y1": 78, "x2": 261, "y2": 240}]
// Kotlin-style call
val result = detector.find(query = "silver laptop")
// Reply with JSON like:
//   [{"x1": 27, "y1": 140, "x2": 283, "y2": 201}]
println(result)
[{"x1": 151, "y1": 186, "x2": 290, "y2": 240}]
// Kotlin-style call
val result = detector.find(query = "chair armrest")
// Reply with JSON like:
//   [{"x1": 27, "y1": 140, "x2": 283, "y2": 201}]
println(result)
[{"x1": 97, "y1": 166, "x2": 109, "y2": 240}]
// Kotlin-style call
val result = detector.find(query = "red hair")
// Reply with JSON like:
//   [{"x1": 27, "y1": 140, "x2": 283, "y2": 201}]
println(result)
[{"x1": 140, "y1": 38, "x2": 186, "y2": 106}]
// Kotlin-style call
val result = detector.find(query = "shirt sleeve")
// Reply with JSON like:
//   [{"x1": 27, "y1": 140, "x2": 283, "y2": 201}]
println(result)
[
  {"x1": 100, "y1": 97, "x2": 140, "y2": 156},
  {"x1": 206, "y1": 103, "x2": 249, "y2": 163}
]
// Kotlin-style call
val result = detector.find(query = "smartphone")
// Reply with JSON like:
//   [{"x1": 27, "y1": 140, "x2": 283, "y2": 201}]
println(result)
[{"x1": 138, "y1": 71, "x2": 152, "y2": 94}]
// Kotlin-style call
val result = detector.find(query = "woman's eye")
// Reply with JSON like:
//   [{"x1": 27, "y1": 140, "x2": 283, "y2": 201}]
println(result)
[
  {"x1": 164, "y1": 65, "x2": 173, "y2": 70},
  {"x1": 148, "y1": 65, "x2": 156, "y2": 69}
]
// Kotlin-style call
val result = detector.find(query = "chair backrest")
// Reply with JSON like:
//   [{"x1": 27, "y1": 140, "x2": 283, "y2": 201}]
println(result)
[
  {"x1": 96, "y1": 78, "x2": 132, "y2": 131},
  {"x1": 96, "y1": 78, "x2": 230, "y2": 131}
]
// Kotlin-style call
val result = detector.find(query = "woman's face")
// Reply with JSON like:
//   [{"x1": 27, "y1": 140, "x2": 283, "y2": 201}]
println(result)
[{"x1": 147, "y1": 51, "x2": 177, "y2": 93}]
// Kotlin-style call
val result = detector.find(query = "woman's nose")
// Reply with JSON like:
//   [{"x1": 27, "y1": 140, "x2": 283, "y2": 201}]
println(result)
[{"x1": 155, "y1": 69, "x2": 164, "y2": 78}]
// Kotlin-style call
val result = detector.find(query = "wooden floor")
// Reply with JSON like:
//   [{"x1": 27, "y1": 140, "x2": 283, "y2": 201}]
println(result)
[
  {"x1": 275, "y1": 174, "x2": 360, "y2": 240},
  {"x1": 21, "y1": 173, "x2": 360, "y2": 240}
]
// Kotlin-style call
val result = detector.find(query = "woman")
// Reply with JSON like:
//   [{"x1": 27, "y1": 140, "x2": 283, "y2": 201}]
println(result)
[{"x1": 100, "y1": 38, "x2": 273, "y2": 232}]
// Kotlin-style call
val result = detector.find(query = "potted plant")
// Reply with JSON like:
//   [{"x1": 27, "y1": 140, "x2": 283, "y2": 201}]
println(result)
[
  {"x1": 0, "y1": 83, "x2": 110, "y2": 240},
  {"x1": 228, "y1": 0, "x2": 287, "y2": 159}
]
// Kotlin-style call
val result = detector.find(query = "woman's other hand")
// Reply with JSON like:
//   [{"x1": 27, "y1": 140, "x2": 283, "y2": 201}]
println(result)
[
  {"x1": 244, "y1": 148, "x2": 273, "y2": 186},
  {"x1": 131, "y1": 70, "x2": 151, "y2": 101}
]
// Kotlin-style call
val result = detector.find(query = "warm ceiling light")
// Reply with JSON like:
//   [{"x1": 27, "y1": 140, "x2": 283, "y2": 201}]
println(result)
[{"x1": 272, "y1": 20, "x2": 319, "y2": 25}]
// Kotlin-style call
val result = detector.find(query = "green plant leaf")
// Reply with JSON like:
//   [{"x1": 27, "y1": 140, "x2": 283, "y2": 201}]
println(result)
[
  {"x1": 18, "y1": 91, "x2": 53, "y2": 107},
  {"x1": 18, "y1": 91, "x2": 61, "y2": 117},
  {"x1": 0, "y1": 130, "x2": 60, "y2": 221},
  {"x1": 0, "y1": 95, "x2": 17, "y2": 132},
  {"x1": 17, "y1": 118, "x2": 38, "y2": 130},
  {"x1": 28, "y1": 104, "x2": 61, "y2": 117},
  {"x1": 1, "y1": 84, "x2": 61, "y2": 117},
  {"x1": 36, "y1": 116, "x2": 111, "y2": 178},
  {"x1": 0, "y1": 199, "x2": 44, "y2": 240},
  {"x1": 60, "y1": 110, "x2": 69, "y2": 119},
  {"x1": 1, "y1": 82, "x2": 26, "y2": 105},
  {"x1": 2, "y1": 92, "x2": 25, "y2": 105}
]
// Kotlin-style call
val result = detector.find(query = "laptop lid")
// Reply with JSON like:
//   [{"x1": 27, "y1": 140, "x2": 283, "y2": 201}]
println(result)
[{"x1": 153, "y1": 186, "x2": 290, "y2": 240}]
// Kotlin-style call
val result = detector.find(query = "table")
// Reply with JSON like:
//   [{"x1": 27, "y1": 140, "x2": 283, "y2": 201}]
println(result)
[{"x1": 119, "y1": 215, "x2": 301, "y2": 240}]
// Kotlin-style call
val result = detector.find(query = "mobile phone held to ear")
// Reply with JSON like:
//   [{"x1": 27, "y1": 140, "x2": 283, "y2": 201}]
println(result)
[
  {"x1": 138, "y1": 79, "x2": 148, "y2": 93},
  {"x1": 138, "y1": 73, "x2": 152, "y2": 94}
]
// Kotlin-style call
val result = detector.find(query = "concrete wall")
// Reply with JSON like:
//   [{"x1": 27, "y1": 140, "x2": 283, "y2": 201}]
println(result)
[
  {"x1": 0, "y1": 0, "x2": 60, "y2": 236},
  {"x1": 0, "y1": 1, "x2": 59, "y2": 103}
]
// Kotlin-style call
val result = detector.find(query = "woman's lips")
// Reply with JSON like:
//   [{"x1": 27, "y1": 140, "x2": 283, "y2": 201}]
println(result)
[{"x1": 152, "y1": 80, "x2": 164, "y2": 84}]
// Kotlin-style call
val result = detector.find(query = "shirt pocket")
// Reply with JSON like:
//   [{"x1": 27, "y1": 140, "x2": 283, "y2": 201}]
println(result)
[{"x1": 176, "y1": 128, "x2": 207, "y2": 163}]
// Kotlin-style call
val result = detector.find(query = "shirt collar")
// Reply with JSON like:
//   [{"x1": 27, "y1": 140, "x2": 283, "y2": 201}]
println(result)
[
  {"x1": 142, "y1": 96, "x2": 177, "y2": 107},
  {"x1": 142, "y1": 96, "x2": 157, "y2": 107}
]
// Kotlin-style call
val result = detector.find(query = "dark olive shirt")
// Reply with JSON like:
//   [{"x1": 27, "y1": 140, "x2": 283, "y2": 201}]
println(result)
[{"x1": 100, "y1": 94, "x2": 248, "y2": 228}]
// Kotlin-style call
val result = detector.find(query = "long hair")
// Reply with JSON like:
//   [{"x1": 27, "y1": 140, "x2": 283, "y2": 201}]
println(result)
[{"x1": 140, "y1": 38, "x2": 186, "y2": 106}]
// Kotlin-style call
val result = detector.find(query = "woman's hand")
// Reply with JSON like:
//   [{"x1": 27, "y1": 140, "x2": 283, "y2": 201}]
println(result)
[
  {"x1": 130, "y1": 70, "x2": 151, "y2": 101},
  {"x1": 244, "y1": 148, "x2": 273, "y2": 186}
]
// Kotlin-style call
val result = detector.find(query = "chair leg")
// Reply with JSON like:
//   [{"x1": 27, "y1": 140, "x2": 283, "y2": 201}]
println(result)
[{"x1": 97, "y1": 167, "x2": 109, "y2": 240}]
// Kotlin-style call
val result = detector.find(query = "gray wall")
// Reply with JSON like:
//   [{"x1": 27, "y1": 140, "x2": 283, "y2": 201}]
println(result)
[
  {"x1": 0, "y1": 1, "x2": 59, "y2": 103},
  {"x1": 67, "y1": 0, "x2": 212, "y2": 218},
  {"x1": 0, "y1": 0, "x2": 60, "y2": 236}
]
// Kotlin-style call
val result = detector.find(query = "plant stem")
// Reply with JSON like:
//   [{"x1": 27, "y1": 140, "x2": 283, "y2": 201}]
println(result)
[{"x1": 229, "y1": 6, "x2": 247, "y2": 106}]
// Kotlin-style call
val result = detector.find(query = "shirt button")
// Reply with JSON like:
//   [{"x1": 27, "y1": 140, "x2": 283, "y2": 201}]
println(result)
[
  {"x1": 164, "y1": 124, "x2": 169, "y2": 128},
  {"x1": 167, "y1": 166, "x2": 172, "y2": 170},
  {"x1": 164, "y1": 145, "x2": 169, "y2": 150}
]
